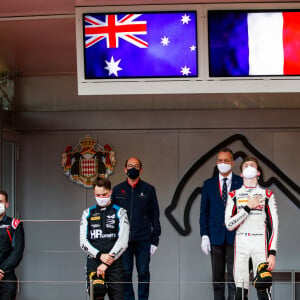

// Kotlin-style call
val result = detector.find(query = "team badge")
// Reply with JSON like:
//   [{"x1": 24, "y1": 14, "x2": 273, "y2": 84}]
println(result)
[{"x1": 61, "y1": 135, "x2": 116, "y2": 188}]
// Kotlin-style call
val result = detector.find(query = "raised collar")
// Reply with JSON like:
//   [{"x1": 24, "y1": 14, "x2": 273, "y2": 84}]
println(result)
[{"x1": 127, "y1": 178, "x2": 140, "y2": 188}]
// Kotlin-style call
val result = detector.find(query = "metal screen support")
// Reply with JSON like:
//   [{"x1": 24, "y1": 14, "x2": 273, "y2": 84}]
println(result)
[
  {"x1": 292, "y1": 270, "x2": 295, "y2": 300},
  {"x1": 90, "y1": 279, "x2": 94, "y2": 300}
]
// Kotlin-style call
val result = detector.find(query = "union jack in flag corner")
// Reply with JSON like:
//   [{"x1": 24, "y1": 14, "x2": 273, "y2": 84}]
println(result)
[{"x1": 83, "y1": 11, "x2": 198, "y2": 78}]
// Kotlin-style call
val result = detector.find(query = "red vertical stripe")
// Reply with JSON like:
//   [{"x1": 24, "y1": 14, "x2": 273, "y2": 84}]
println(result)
[
  {"x1": 267, "y1": 205, "x2": 274, "y2": 251},
  {"x1": 6, "y1": 229, "x2": 12, "y2": 243},
  {"x1": 283, "y1": 12, "x2": 300, "y2": 74}
]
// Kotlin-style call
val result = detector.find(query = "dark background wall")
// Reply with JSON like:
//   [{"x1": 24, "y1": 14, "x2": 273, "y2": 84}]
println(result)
[{"x1": 13, "y1": 109, "x2": 299, "y2": 299}]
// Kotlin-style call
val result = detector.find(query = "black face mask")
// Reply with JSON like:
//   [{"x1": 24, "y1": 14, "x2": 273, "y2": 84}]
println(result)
[{"x1": 127, "y1": 168, "x2": 140, "y2": 180}]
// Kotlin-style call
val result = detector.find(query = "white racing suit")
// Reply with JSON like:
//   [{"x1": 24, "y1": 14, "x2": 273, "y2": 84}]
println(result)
[{"x1": 225, "y1": 185, "x2": 278, "y2": 300}]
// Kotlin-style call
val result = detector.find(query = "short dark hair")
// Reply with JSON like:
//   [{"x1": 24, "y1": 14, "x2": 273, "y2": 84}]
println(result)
[
  {"x1": 0, "y1": 190, "x2": 8, "y2": 202},
  {"x1": 218, "y1": 148, "x2": 234, "y2": 160},
  {"x1": 124, "y1": 157, "x2": 143, "y2": 169},
  {"x1": 240, "y1": 156, "x2": 259, "y2": 171},
  {"x1": 92, "y1": 177, "x2": 111, "y2": 191}
]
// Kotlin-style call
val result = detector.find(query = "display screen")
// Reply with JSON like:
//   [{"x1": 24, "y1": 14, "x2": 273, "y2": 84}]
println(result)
[
  {"x1": 83, "y1": 11, "x2": 198, "y2": 79},
  {"x1": 208, "y1": 10, "x2": 300, "y2": 77}
]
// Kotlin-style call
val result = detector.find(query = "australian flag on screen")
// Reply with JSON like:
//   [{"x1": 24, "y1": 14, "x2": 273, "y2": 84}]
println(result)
[{"x1": 83, "y1": 12, "x2": 198, "y2": 78}]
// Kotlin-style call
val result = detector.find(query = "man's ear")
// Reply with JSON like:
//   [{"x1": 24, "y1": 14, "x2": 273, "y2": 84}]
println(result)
[{"x1": 5, "y1": 202, "x2": 9, "y2": 209}]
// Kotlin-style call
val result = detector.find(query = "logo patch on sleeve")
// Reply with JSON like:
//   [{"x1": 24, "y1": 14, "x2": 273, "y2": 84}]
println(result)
[{"x1": 12, "y1": 219, "x2": 20, "y2": 229}]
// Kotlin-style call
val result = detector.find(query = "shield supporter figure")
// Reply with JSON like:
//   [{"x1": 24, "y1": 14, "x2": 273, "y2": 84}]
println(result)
[{"x1": 61, "y1": 134, "x2": 116, "y2": 188}]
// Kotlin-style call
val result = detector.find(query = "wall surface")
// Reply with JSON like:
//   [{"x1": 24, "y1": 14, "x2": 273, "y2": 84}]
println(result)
[{"x1": 14, "y1": 109, "x2": 299, "y2": 299}]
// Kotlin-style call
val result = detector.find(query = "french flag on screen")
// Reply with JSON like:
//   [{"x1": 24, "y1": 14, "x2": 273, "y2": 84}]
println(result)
[{"x1": 208, "y1": 11, "x2": 300, "y2": 76}]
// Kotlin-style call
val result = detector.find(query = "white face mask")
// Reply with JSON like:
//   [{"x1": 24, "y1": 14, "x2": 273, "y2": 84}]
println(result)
[
  {"x1": 95, "y1": 196, "x2": 111, "y2": 207},
  {"x1": 0, "y1": 203, "x2": 5, "y2": 215},
  {"x1": 243, "y1": 166, "x2": 258, "y2": 179},
  {"x1": 217, "y1": 163, "x2": 232, "y2": 174}
]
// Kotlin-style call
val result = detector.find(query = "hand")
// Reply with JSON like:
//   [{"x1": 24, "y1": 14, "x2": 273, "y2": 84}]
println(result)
[
  {"x1": 247, "y1": 194, "x2": 264, "y2": 209},
  {"x1": 150, "y1": 245, "x2": 158, "y2": 256},
  {"x1": 100, "y1": 253, "x2": 115, "y2": 266},
  {"x1": 0, "y1": 269, "x2": 4, "y2": 281},
  {"x1": 201, "y1": 235, "x2": 211, "y2": 255},
  {"x1": 97, "y1": 264, "x2": 108, "y2": 277},
  {"x1": 267, "y1": 255, "x2": 276, "y2": 271}
]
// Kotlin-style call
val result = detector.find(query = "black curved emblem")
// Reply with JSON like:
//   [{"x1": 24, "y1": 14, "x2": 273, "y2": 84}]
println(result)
[{"x1": 165, "y1": 134, "x2": 300, "y2": 236}]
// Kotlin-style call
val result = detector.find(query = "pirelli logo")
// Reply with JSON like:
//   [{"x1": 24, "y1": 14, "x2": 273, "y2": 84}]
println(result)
[
  {"x1": 91, "y1": 216, "x2": 100, "y2": 221},
  {"x1": 261, "y1": 272, "x2": 271, "y2": 278},
  {"x1": 237, "y1": 199, "x2": 248, "y2": 204},
  {"x1": 93, "y1": 279, "x2": 105, "y2": 284}
]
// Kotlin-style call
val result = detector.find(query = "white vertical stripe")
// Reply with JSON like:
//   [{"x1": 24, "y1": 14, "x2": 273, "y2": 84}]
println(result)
[{"x1": 248, "y1": 13, "x2": 284, "y2": 75}]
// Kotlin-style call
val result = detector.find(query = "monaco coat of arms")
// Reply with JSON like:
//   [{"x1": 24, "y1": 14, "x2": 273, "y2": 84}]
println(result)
[{"x1": 61, "y1": 135, "x2": 116, "y2": 188}]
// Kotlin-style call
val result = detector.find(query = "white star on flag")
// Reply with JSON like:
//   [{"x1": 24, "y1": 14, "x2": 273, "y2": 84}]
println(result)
[
  {"x1": 181, "y1": 14, "x2": 191, "y2": 24},
  {"x1": 181, "y1": 66, "x2": 191, "y2": 76},
  {"x1": 104, "y1": 56, "x2": 122, "y2": 76},
  {"x1": 190, "y1": 45, "x2": 196, "y2": 51},
  {"x1": 161, "y1": 36, "x2": 170, "y2": 46}
]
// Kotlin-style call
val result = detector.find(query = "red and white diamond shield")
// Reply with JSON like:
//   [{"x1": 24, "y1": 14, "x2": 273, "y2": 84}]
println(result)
[{"x1": 80, "y1": 158, "x2": 97, "y2": 178}]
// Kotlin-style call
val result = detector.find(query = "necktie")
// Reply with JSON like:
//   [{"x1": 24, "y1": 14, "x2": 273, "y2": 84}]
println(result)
[{"x1": 222, "y1": 178, "x2": 228, "y2": 203}]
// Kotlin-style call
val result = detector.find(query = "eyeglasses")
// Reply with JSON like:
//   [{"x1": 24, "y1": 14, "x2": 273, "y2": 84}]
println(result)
[{"x1": 126, "y1": 164, "x2": 140, "y2": 169}]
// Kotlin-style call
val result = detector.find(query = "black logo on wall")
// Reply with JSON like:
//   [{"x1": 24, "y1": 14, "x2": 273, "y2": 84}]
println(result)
[{"x1": 165, "y1": 134, "x2": 300, "y2": 236}]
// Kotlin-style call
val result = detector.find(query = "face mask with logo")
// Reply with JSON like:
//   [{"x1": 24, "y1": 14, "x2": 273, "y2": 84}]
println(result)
[
  {"x1": 127, "y1": 168, "x2": 140, "y2": 180},
  {"x1": 0, "y1": 203, "x2": 5, "y2": 215},
  {"x1": 217, "y1": 163, "x2": 232, "y2": 174},
  {"x1": 95, "y1": 196, "x2": 111, "y2": 207},
  {"x1": 243, "y1": 166, "x2": 258, "y2": 179}
]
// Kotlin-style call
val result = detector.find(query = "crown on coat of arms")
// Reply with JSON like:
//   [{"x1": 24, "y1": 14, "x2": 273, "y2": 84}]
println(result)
[
  {"x1": 61, "y1": 134, "x2": 116, "y2": 188},
  {"x1": 79, "y1": 135, "x2": 96, "y2": 149}
]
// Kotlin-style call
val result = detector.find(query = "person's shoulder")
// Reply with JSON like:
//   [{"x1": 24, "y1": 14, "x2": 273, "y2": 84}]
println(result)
[
  {"x1": 139, "y1": 179, "x2": 156, "y2": 191},
  {"x1": 140, "y1": 179, "x2": 153, "y2": 186},
  {"x1": 114, "y1": 180, "x2": 127, "y2": 187},
  {"x1": 10, "y1": 217, "x2": 22, "y2": 229},
  {"x1": 82, "y1": 205, "x2": 97, "y2": 216},
  {"x1": 112, "y1": 203, "x2": 121, "y2": 210},
  {"x1": 112, "y1": 181, "x2": 127, "y2": 191},
  {"x1": 203, "y1": 175, "x2": 218, "y2": 186},
  {"x1": 265, "y1": 189, "x2": 274, "y2": 198},
  {"x1": 230, "y1": 184, "x2": 244, "y2": 196},
  {"x1": 112, "y1": 204, "x2": 127, "y2": 215},
  {"x1": 258, "y1": 186, "x2": 274, "y2": 198}
]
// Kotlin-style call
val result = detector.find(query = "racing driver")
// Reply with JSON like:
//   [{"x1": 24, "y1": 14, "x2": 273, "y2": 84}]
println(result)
[
  {"x1": 225, "y1": 157, "x2": 278, "y2": 300},
  {"x1": 80, "y1": 178, "x2": 129, "y2": 300}
]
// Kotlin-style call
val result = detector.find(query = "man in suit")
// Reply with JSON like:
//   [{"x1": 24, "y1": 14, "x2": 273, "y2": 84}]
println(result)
[{"x1": 200, "y1": 148, "x2": 243, "y2": 300}]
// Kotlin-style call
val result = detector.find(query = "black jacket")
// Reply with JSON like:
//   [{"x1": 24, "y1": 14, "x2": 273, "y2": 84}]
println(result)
[
  {"x1": 0, "y1": 215, "x2": 25, "y2": 274},
  {"x1": 112, "y1": 179, "x2": 161, "y2": 246}
]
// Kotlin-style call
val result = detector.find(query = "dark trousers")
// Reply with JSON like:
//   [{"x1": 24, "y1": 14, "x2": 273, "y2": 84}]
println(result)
[
  {"x1": 0, "y1": 272, "x2": 17, "y2": 300},
  {"x1": 235, "y1": 287, "x2": 272, "y2": 300},
  {"x1": 211, "y1": 244, "x2": 235, "y2": 300},
  {"x1": 122, "y1": 240, "x2": 151, "y2": 300},
  {"x1": 86, "y1": 257, "x2": 124, "y2": 300}
]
